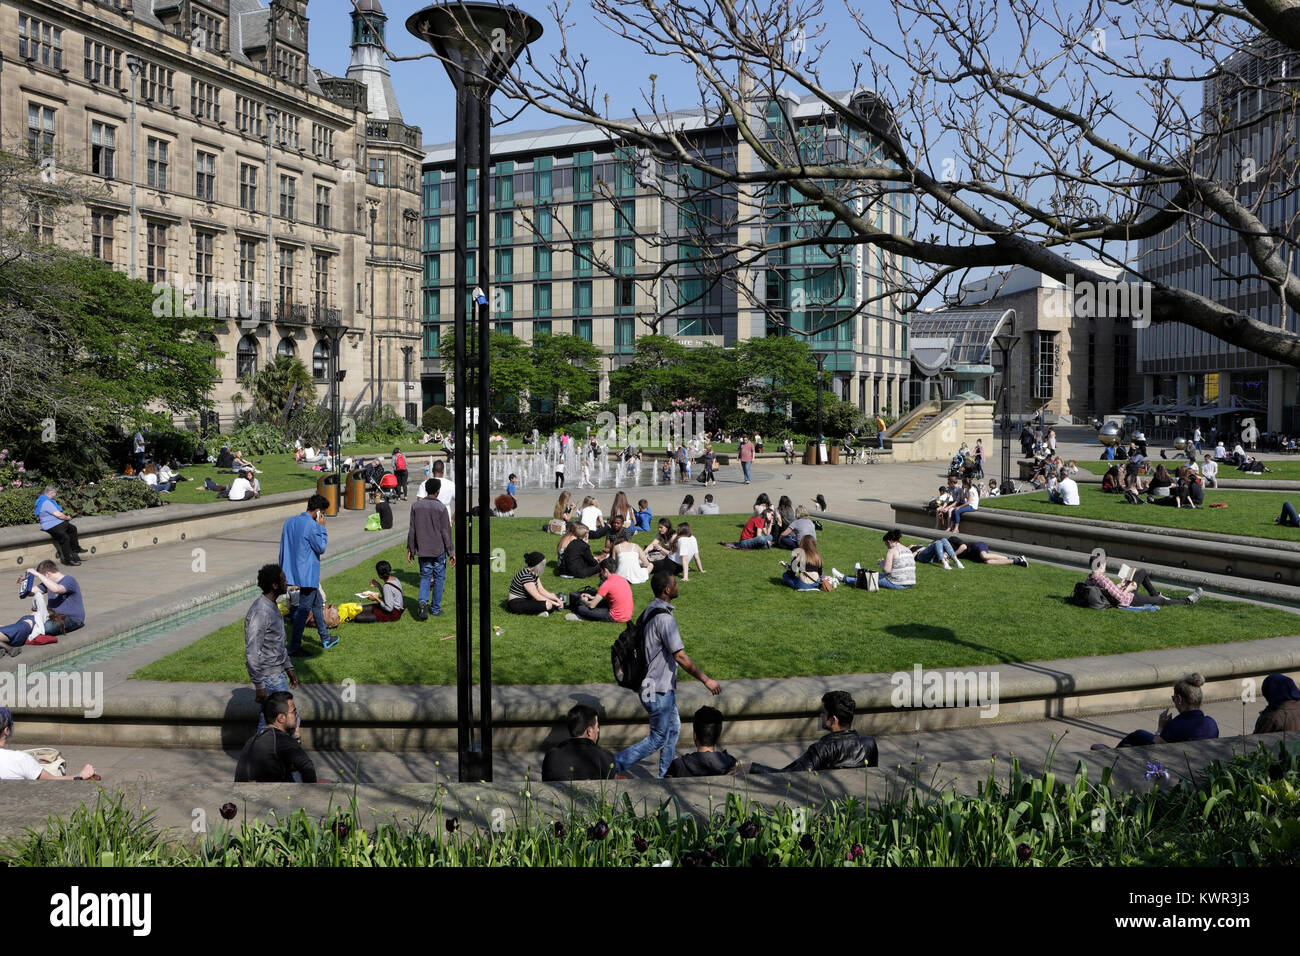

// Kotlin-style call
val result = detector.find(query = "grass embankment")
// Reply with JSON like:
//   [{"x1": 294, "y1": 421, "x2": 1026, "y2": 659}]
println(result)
[
  {"x1": 134, "y1": 515, "x2": 1300, "y2": 686},
  {"x1": 1075, "y1": 459, "x2": 1300, "y2": 481}
]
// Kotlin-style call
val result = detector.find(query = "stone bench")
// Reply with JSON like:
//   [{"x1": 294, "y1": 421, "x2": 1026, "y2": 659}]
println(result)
[
  {"x1": 891, "y1": 500, "x2": 1300, "y2": 587},
  {"x1": 0, "y1": 489, "x2": 316, "y2": 572}
]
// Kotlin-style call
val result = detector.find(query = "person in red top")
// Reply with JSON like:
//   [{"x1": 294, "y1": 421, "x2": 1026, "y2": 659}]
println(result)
[
  {"x1": 568, "y1": 557, "x2": 633, "y2": 622},
  {"x1": 720, "y1": 509, "x2": 774, "y2": 549},
  {"x1": 392, "y1": 447, "x2": 409, "y2": 500}
]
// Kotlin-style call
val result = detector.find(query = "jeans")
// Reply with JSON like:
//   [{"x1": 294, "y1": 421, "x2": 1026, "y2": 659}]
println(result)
[
  {"x1": 783, "y1": 570, "x2": 819, "y2": 590},
  {"x1": 419, "y1": 554, "x2": 448, "y2": 612},
  {"x1": 257, "y1": 671, "x2": 291, "y2": 732},
  {"x1": 614, "y1": 689, "x2": 680, "y2": 777},
  {"x1": 735, "y1": 534, "x2": 772, "y2": 549},
  {"x1": 877, "y1": 433, "x2": 885, "y2": 449},
  {"x1": 555, "y1": 471, "x2": 565, "y2": 488},
  {"x1": 1280, "y1": 502, "x2": 1300, "y2": 527},
  {"x1": 288, "y1": 585, "x2": 328, "y2": 654},
  {"x1": 778, "y1": 533, "x2": 799, "y2": 550},
  {"x1": 878, "y1": 576, "x2": 912, "y2": 590},
  {"x1": 950, "y1": 505, "x2": 976, "y2": 528},
  {"x1": 916, "y1": 538, "x2": 957, "y2": 564},
  {"x1": 573, "y1": 603, "x2": 614, "y2": 621},
  {"x1": 741, "y1": 461, "x2": 752, "y2": 482}
]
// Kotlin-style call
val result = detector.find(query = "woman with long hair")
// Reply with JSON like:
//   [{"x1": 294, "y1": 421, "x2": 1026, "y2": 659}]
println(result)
[
  {"x1": 554, "y1": 490, "x2": 574, "y2": 521},
  {"x1": 609, "y1": 490, "x2": 634, "y2": 529},
  {"x1": 783, "y1": 534, "x2": 824, "y2": 590}
]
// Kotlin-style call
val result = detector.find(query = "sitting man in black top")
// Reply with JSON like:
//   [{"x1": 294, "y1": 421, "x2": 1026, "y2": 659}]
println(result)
[
  {"x1": 750, "y1": 690, "x2": 878, "y2": 772},
  {"x1": 234, "y1": 691, "x2": 318, "y2": 783},
  {"x1": 541, "y1": 703, "x2": 615, "y2": 781},
  {"x1": 665, "y1": 706, "x2": 738, "y2": 777}
]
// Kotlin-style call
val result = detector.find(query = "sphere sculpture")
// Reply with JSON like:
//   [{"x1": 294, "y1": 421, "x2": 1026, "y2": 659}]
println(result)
[
  {"x1": 1173, "y1": 437, "x2": 1188, "y2": 451},
  {"x1": 1099, "y1": 422, "x2": 1121, "y2": 446},
  {"x1": 1132, "y1": 431, "x2": 1147, "y2": 443}
]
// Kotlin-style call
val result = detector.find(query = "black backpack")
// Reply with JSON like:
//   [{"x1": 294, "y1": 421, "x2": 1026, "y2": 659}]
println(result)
[
  {"x1": 611, "y1": 607, "x2": 671, "y2": 691},
  {"x1": 1070, "y1": 580, "x2": 1111, "y2": 610}
]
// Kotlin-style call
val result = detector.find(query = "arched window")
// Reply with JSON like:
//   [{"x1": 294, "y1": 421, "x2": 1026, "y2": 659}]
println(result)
[
  {"x1": 277, "y1": 336, "x2": 296, "y2": 358},
  {"x1": 312, "y1": 338, "x2": 331, "y2": 381},
  {"x1": 236, "y1": 334, "x2": 259, "y2": 379},
  {"x1": 200, "y1": 333, "x2": 221, "y2": 371}
]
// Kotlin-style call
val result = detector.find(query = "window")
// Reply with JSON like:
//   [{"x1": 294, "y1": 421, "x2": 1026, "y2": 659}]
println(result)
[
  {"x1": 142, "y1": 64, "x2": 175, "y2": 107},
  {"x1": 368, "y1": 157, "x2": 386, "y2": 186},
  {"x1": 190, "y1": 79, "x2": 220, "y2": 122},
  {"x1": 494, "y1": 162, "x2": 514, "y2": 206},
  {"x1": 533, "y1": 283, "x2": 552, "y2": 315},
  {"x1": 274, "y1": 112, "x2": 300, "y2": 149},
  {"x1": 575, "y1": 242, "x2": 593, "y2": 276},
  {"x1": 495, "y1": 211, "x2": 513, "y2": 240},
  {"x1": 315, "y1": 184, "x2": 331, "y2": 228},
  {"x1": 534, "y1": 246, "x2": 552, "y2": 277},
  {"x1": 146, "y1": 222, "x2": 168, "y2": 283},
  {"x1": 90, "y1": 121, "x2": 116, "y2": 179},
  {"x1": 614, "y1": 239, "x2": 635, "y2": 272},
  {"x1": 615, "y1": 198, "x2": 635, "y2": 235},
  {"x1": 27, "y1": 104, "x2": 54, "y2": 161},
  {"x1": 573, "y1": 280, "x2": 593, "y2": 314},
  {"x1": 278, "y1": 246, "x2": 296, "y2": 305},
  {"x1": 575, "y1": 152, "x2": 593, "y2": 196},
  {"x1": 422, "y1": 323, "x2": 440, "y2": 358},
  {"x1": 18, "y1": 14, "x2": 62, "y2": 69},
  {"x1": 495, "y1": 249, "x2": 513, "y2": 278},
  {"x1": 534, "y1": 319, "x2": 552, "y2": 337},
  {"x1": 313, "y1": 253, "x2": 330, "y2": 308},
  {"x1": 495, "y1": 285, "x2": 514, "y2": 317},
  {"x1": 311, "y1": 123, "x2": 335, "y2": 160},
  {"x1": 147, "y1": 138, "x2": 169, "y2": 190},
  {"x1": 235, "y1": 96, "x2": 263, "y2": 137},
  {"x1": 404, "y1": 164, "x2": 417, "y2": 193},
  {"x1": 404, "y1": 216, "x2": 417, "y2": 248},
  {"x1": 277, "y1": 337, "x2": 296, "y2": 358},
  {"x1": 193, "y1": 9, "x2": 225, "y2": 51},
  {"x1": 424, "y1": 254, "x2": 440, "y2": 284},
  {"x1": 275, "y1": 48, "x2": 303, "y2": 85},
  {"x1": 239, "y1": 163, "x2": 258, "y2": 210},
  {"x1": 90, "y1": 211, "x2": 115, "y2": 263},
  {"x1": 312, "y1": 339, "x2": 330, "y2": 380},
  {"x1": 237, "y1": 335, "x2": 259, "y2": 379},
  {"x1": 533, "y1": 158, "x2": 553, "y2": 200},
  {"x1": 573, "y1": 318, "x2": 592, "y2": 341},
  {"x1": 84, "y1": 40, "x2": 122, "y2": 89},
  {"x1": 29, "y1": 204, "x2": 54, "y2": 243},
  {"x1": 1033, "y1": 331, "x2": 1056, "y2": 400},
  {"x1": 424, "y1": 289, "x2": 440, "y2": 320},
  {"x1": 574, "y1": 203, "x2": 593, "y2": 237},
  {"x1": 279, "y1": 175, "x2": 297, "y2": 220},
  {"x1": 423, "y1": 218, "x2": 441, "y2": 252},
  {"x1": 534, "y1": 206, "x2": 552, "y2": 239},
  {"x1": 404, "y1": 277, "x2": 415, "y2": 319},
  {"x1": 194, "y1": 229, "x2": 215, "y2": 300},
  {"x1": 195, "y1": 151, "x2": 216, "y2": 201},
  {"x1": 238, "y1": 239, "x2": 258, "y2": 306},
  {"x1": 615, "y1": 315, "x2": 634, "y2": 352},
  {"x1": 617, "y1": 278, "x2": 635, "y2": 309}
]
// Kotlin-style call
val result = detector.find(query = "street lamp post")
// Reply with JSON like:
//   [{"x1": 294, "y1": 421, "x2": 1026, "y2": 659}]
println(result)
[
  {"x1": 320, "y1": 322, "x2": 349, "y2": 508},
  {"x1": 401, "y1": 344, "x2": 415, "y2": 422},
  {"x1": 265, "y1": 106, "x2": 280, "y2": 328},
  {"x1": 368, "y1": 198, "x2": 380, "y2": 410},
  {"x1": 126, "y1": 55, "x2": 143, "y2": 280},
  {"x1": 993, "y1": 328, "x2": 1020, "y2": 494},
  {"x1": 408, "y1": 1, "x2": 542, "y2": 783}
]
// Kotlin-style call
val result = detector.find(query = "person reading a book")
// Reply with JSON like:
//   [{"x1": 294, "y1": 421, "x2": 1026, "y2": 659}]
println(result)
[{"x1": 1089, "y1": 559, "x2": 1203, "y2": 609}]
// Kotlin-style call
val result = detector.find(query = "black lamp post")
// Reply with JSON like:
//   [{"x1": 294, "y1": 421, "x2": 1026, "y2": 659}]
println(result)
[
  {"x1": 815, "y1": 353, "x2": 827, "y2": 462},
  {"x1": 401, "y1": 344, "x2": 415, "y2": 423},
  {"x1": 992, "y1": 329, "x2": 1020, "y2": 493},
  {"x1": 318, "y1": 320, "x2": 350, "y2": 512},
  {"x1": 408, "y1": 1, "x2": 542, "y2": 783}
]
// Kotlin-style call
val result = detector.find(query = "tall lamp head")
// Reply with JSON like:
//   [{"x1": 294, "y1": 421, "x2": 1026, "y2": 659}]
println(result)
[{"x1": 406, "y1": 2, "x2": 543, "y2": 95}]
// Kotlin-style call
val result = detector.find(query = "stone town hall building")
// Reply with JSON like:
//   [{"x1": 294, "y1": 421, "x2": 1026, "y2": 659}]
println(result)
[{"x1": 2, "y1": 0, "x2": 423, "y2": 427}]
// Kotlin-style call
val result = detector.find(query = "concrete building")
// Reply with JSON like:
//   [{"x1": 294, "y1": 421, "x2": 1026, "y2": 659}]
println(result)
[
  {"x1": 419, "y1": 90, "x2": 913, "y2": 415},
  {"x1": 913, "y1": 262, "x2": 1138, "y2": 422},
  {"x1": 3, "y1": 0, "x2": 421, "y2": 428},
  {"x1": 1135, "y1": 37, "x2": 1297, "y2": 433}
]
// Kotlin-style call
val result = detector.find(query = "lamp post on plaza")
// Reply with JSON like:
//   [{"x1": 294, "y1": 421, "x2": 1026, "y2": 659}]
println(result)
[
  {"x1": 126, "y1": 55, "x2": 143, "y2": 280},
  {"x1": 401, "y1": 344, "x2": 415, "y2": 422},
  {"x1": 319, "y1": 320, "x2": 349, "y2": 506},
  {"x1": 992, "y1": 328, "x2": 1020, "y2": 494},
  {"x1": 407, "y1": 1, "x2": 542, "y2": 783}
]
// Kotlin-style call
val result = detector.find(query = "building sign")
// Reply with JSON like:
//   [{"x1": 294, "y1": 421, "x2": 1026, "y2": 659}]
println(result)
[{"x1": 1204, "y1": 373, "x2": 1219, "y2": 401}]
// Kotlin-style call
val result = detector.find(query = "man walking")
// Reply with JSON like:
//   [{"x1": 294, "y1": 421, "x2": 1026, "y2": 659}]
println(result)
[
  {"x1": 737, "y1": 435, "x2": 754, "y2": 484},
  {"x1": 280, "y1": 493, "x2": 335, "y2": 655},
  {"x1": 245, "y1": 563, "x2": 298, "y2": 730},
  {"x1": 408, "y1": 478, "x2": 454, "y2": 619},
  {"x1": 613, "y1": 570, "x2": 721, "y2": 778},
  {"x1": 234, "y1": 692, "x2": 318, "y2": 783}
]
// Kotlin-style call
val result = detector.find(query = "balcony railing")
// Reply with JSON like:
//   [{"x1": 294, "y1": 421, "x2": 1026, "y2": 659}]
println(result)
[
  {"x1": 312, "y1": 305, "x2": 342, "y2": 327},
  {"x1": 276, "y1": 302, "x2": 310, "y2": 325}
]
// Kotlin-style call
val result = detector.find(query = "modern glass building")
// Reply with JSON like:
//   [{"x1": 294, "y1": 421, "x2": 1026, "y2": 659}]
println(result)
[{"x1": 419, "y1": 90, "x2": 914, "y2": 415}]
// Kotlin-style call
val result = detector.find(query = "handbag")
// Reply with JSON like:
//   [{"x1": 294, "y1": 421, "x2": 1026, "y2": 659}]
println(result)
[
  {"x1": 856, "y1": 568, "x2": 879, "y2": 592},
  {"x1": 818, "y1": 576, "x2": 835, "y2": 592}
]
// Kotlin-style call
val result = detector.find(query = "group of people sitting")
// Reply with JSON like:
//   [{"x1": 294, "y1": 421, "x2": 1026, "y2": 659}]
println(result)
[{"x1": 1101, "y1": 462, "x2": 1204, "y2": 508}]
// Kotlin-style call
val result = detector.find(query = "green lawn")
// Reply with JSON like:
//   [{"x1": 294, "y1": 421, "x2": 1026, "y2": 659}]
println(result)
[
  {"x1": 983, "y1": 485, "x2": 1299, "y2": 540},
  {"x1": 1075, "y1": 458, "x2": 1300, "y2": 481},
  {"x1": 133, "y1": 515, "x2": 1300, "y2": 686}
]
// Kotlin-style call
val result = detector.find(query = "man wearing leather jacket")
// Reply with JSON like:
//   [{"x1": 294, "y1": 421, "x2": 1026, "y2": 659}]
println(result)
[{"x1": 781, "y1": 690, "x2": 878, "y2": 771}]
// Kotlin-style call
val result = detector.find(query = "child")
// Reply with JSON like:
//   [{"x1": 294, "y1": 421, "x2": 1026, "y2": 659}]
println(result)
[
  {"x1": 580, "y1": 459, "x2": 594, "y2": 489},
  {"x1": 986, "y1": 479, "x2": 1001, "y2": 498},
  {"x1": 633, "y1": 499, "x2": 653, "y2": 533},
  {"x1": 353, "y1": 561, "x2": 405, "y2": 623},
  {"x1": 661, "y1": 460, "x2": 672, "y2": 482},
  {"x1": 672, "y1": 522, "x2": 704, "y2": 581}
]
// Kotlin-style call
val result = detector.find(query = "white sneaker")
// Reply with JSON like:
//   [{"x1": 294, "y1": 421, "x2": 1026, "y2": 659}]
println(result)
[
  {"x1": 538, "y1": 611, "x2": 550, "y2": 617},
  {"x1": 953, "y1": 558, "x2": 964, "y2": 569},
  {"x1": 941, "y1": 560, "x2": 952, "y2": 570},
  {"x1": 830, "y1": 567, "x2": 845, "y2": 581},
  {"x1": 854, "y1": 561, "x2": 862, "y2": 571},
  {"x1": 565, "y1": 612, "x2": 581, "y2": 622}
]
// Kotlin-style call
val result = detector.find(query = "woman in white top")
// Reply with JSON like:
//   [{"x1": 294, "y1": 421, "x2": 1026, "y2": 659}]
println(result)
[
  {"x1": 577, "y1": 495, "x2": 605, "y2": 536},
  {"x1": 611, "y1": 534, "x2": 652, "y2": 585},
  {"x1": 948, "y1": 477, "x2": 979, "y2": 532},
  {"x1": 670, "y1": 521, "x2": 704, "y2": 581}
]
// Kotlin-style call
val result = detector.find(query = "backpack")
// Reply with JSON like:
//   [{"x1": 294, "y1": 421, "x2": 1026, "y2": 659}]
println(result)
[
  {"x1": 1070, "y1": 580, "x2": 1111, "y2": 609},
  {"x1": 611, "y1": 607, "x2": 671, "y2": 691},
  {"x1": 395, "y1": 453, "x2": 406, "y2": 471}
]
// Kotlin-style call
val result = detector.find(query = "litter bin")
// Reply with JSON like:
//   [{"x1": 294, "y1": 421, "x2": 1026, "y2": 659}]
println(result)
[
  {"x1": 804, "y1": 443, "x2": 818, "y2": 465},
  {"x1": 828, "y1": 444, "x2": 840, "y2": 465},
  {"x1": 344, "y1": 471, "x2": 366, "y2": 510},
  {"x1": 316, "y1": 474, "x2": 340, "y2": 516}
]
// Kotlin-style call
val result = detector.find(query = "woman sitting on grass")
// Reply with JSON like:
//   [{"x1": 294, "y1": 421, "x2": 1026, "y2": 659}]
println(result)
[
  {"x1": 1146, "y1": 463, "x2": 1174, "y2": 501},
  {"x1": 644, "y1": 518, "x2": 677, "y2": 560},
  {"x1": 353, "y1": 561, "x2": 405, "y2": 622},
  {"x1": 671, "y1": 522, "x2": 705, "y2": 582},
  {"x1": 609, "y1": 491, "x2": 635, "y2": 530},
  {"x1": 557, "y1": 524, "x2": 601, "y2": 579},
  {"x1": 507, "y1": 552, "x2": 564, "y2": 616},
  {"x1": 772, "y1": 495, "x2": 796, "y2": 543},
  {"x1": 1122, "y1": 461, "x2": 1147, "y2": 504},
  {"x1": 830, "y1": 528, "x2": 915, "y2": 590},
  {"x1": 678, "y1": 494, "x2": 701, "y2": 516},
  {"x1": 782, "y1": 534, "x2": 825, "y2": 591}
]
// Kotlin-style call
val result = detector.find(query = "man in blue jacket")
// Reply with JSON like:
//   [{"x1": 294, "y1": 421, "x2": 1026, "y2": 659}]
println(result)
[{"x1": 280, "y1": 494, "x2": 335, "y2": 655}]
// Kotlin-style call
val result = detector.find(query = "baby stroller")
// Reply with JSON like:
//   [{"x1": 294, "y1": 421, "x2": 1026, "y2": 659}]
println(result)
[{"x1": 360, "y1": 460, "x2": 399, "y2": 504}]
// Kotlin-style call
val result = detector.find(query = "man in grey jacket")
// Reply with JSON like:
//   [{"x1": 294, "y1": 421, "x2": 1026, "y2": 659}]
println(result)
[
  {"x1": 408, "y1": 478, "x2": 455, "y2": 620},
  {"x1": 245, "y1": 563, "x2": 298, "y2": 731}
]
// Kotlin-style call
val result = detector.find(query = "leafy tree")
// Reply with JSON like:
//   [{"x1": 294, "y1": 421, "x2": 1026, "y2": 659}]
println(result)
[
  {"x1": 736, "y1": 336, "x2": 817, "y2": 416},
  {"x1": 438, "y1": 329, "x2": 533, "y2": 413},
  {"x1": 608, "y1": 335, "x2": 691, "y2": 407},
  {"x1": 530, "y1": 334, "x2": 603, "y2": 427},
  {"x1": 242, "y1": 355, "x2": 315, "y2": 427}
]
